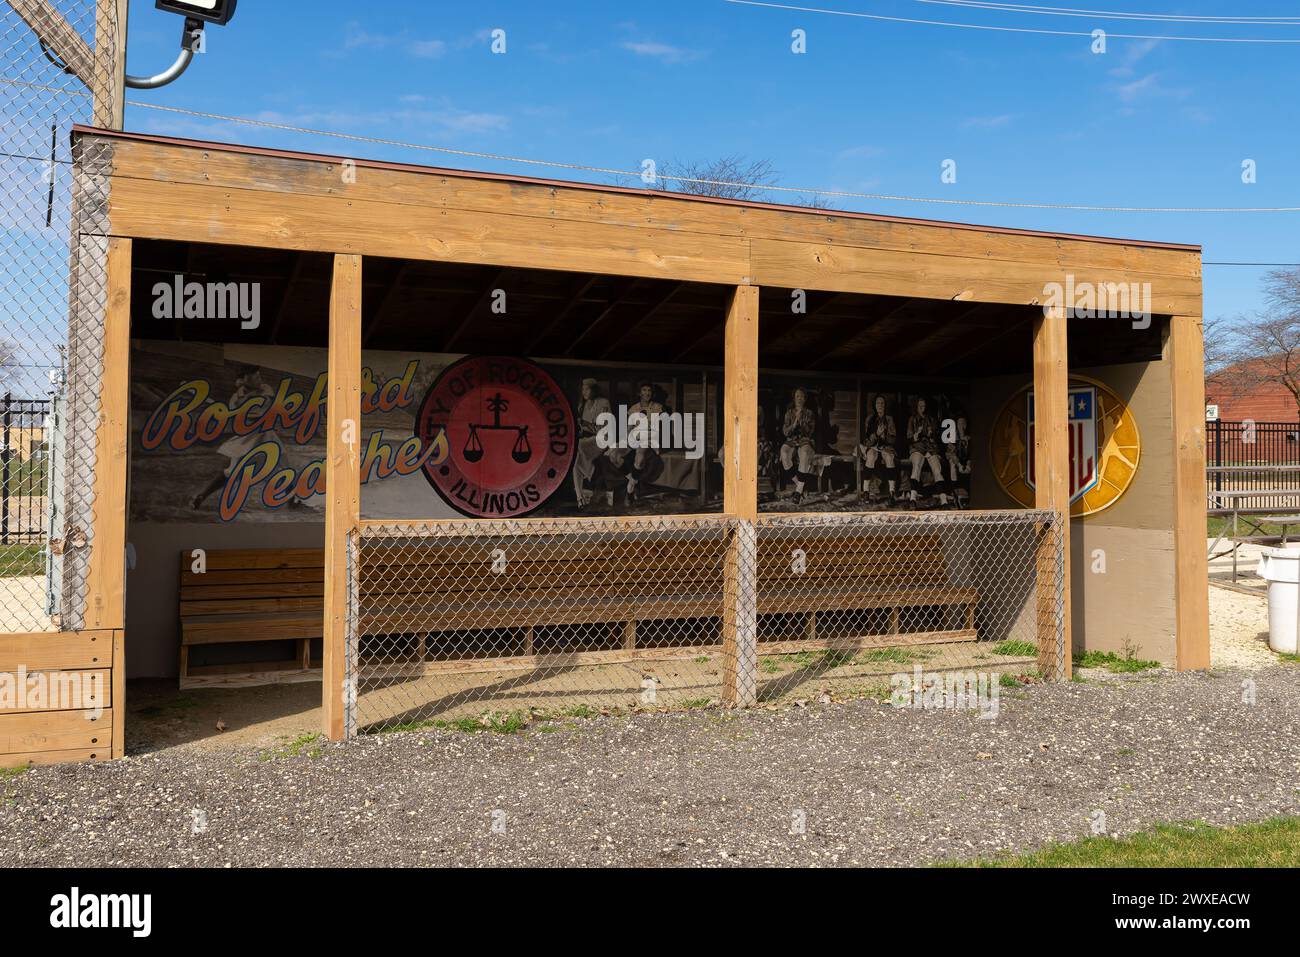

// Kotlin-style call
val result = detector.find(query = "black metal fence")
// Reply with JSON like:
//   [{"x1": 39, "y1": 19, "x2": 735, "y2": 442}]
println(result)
[
  {"x1": 1, "y1": 394, "x2": 50, "y2": 545},
  {"x1": 1207, "y1": 419, "x2": 1300, "y2": 469}
]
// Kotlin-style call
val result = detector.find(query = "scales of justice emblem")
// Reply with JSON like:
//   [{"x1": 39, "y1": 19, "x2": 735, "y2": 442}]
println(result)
[
  {"x1": 991, "y1": 376, "x2": 1140, "y2": 518},
  {"x1": 416, "y1": 356, "x2": 575, "y2": 518}
]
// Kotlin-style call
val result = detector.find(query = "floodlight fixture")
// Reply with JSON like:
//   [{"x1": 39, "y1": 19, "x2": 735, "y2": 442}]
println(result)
[
  {"x1": 125, "y1": 1, "x2": 239, "y2": 89},
  {"x1": 154, "y1": 1, "x2": 238, "y2": 26}
]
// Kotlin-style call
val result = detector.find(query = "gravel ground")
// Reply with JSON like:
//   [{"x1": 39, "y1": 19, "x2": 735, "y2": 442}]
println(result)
[{"x1": 3, "y1": 667, "x2": 1298, "y2": 867}]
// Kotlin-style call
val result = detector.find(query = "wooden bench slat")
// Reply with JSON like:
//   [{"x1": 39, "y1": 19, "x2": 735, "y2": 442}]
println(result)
[{"x1": 179, "y1": 532, "x2": 980, "y2": 686}]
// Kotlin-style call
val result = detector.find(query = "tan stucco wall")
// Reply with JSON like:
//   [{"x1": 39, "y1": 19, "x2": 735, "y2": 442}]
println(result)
[{"x1": 970, "y1": 358, "x2": 1178, "y2": 665}]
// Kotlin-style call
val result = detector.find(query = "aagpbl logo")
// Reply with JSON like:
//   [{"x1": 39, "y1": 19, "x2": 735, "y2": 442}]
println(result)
[{"x1": 990, "y1": 376, "x2": 1140, "y2": 518}]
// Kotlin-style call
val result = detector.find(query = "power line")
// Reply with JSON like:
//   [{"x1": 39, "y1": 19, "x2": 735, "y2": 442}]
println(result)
[
  {"x1": 722, "y1": 0, "x2": 1300, "y2": 42},
  {"x1": 124, "y1": 100, "x2": 1300, "y2": 214},
  {"x1": 1205, "y1": 262, "x2": 1300, "y2": 267},
  {"x1": 2, "y1": 77, "x2": 1297, "y2": 214},
  {"x1": 914, "y1": 1, "x2": 1300, "y2": 26}
]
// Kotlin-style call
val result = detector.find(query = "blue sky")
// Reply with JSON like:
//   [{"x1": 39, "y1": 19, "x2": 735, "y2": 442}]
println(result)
[{"x1": 119, "y1": 0, "x2": 1300, "y2": 325}]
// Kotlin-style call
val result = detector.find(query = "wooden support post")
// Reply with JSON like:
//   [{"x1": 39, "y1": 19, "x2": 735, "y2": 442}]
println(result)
[
  {"x1": 1169, "y1": 314, "x2": 1211, "y2": 670},
  {"x1": 623, "y1": 620, "x2": 637, "y2": 651},
  {"x1": 85, "y1": 237, "x2": 130, "y2": 632},
  {"x1": 111, "y1": 629, "x2": 124, "y2": 758},
  {"x1": 323, "y1": 254, "x2": 362, "y2": 741},
  {"x1": 92, "y1": 0, "x2": 129, "y2": 129},
  {"x1": 722, "y1": 285, "x2": 759, "y2": 706},
  {"x1": 1032, "y1": 306, "x2": 1072, "y2": 680},
  {"x1": 723, "y1": 286, "x2": 759, "y2": 520}
]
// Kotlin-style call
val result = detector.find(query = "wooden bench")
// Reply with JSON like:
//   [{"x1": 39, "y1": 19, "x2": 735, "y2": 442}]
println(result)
[
  {"x1": 178, "y1": 548, "x2": 324, "y2": 688},
  {"x1": 755, "y1": 530, "x2": 978, "y2": 652},
  {"x1": 358, "y1": 530, "x2": 727, "y2": 676},
  {"x1": 179, "y1": 529, "x2": 978, "y2": 686}
]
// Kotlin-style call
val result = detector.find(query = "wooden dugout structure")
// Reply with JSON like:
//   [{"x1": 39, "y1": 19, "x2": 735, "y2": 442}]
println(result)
[{"x1": 1, "y1": 120, "x2": 1210, "y2": 759}]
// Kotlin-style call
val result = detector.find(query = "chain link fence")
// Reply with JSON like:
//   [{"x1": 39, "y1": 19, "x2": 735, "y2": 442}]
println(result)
[
  {"x1": 351, "y1": 516, "x2": 736, "y2": 732},
  {"x1": 1, "y1": 0, "x2": 118, "y2": 632},
  {"x1": 347, "y1": 509, "x2": 1064, "y2": 734},
  {"x1": 752, "y1": 510, "x2": 1065, "y2": 702}
]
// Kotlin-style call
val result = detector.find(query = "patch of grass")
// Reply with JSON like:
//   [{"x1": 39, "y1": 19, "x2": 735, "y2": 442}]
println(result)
[
  {"x1": 991, "y1": 639, "x2": 1038, "y2": 657},
  {"x1": 556, "y1": 705, "x2": 599, "y2": 720},
  {"x1": 259, "y1": 732, "x2": 323, "y2": 760},
  {"x1": 777, "y1": 651, "x2": 818, "y2": 667},
  {"x1": 1208, "y1": 515, "x2": 1290, "y2": 539},
  {"x1": 819, "y1": 649, "x2": 857, "y2": 668},
  {"x1": 1278, "y1": 652, "x2": 1300, "y2": 666},
  {"x1": 857, "y1": 647, "x2": 916, "y2": 664},
  {"x1": 841, "y1": 683, "x2": 892, "y2": 702},
  {"x1": 951, "y1": 817, "x2": 1300, "y2": 868},
  {"x1": 693, "y1": 655, "x2": 711, "y2": 664},
  {"x1": 998, "y1": 673, "x2": 1022, "y2": 688},
  {"x1": 0, "y1": 766, "x2": 28, "y2": 780},
  {"x1": 680, "y1": 697, "x2": 713, "y2": 710},
  {"x1": 760, "y1": 658, "x2": 784, "y2": 674},
  {"x1": 0, "y1": 543, "x2": 44, "y2": 578},
  {"x1": 379, "y1": 718, "x2": 437, "y2": 734},
  {"x1": 433, "y1": 711, "x2": 531, "y2": 734},
  {"x1": 1074, "y1": 649, "x2": 1161, "y2": 673}
]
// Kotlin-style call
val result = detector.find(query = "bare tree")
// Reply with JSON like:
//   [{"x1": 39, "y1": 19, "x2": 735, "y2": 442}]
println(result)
[
  {"x1": 1214, "y1": 267, "x2": 1300, "y2": 415},
  {"x1": 654, "y1": 156, "x2": 838, "y2": 209},
  {"x1": 657, "y1": 155, "x2": 777, "y2": 201},
  {"x1": 0, "y1": 340, "x2": 14, "y2": 389},
  {"x1": 1201, "y1": 315, "x2": 1236, "y2": 378}
]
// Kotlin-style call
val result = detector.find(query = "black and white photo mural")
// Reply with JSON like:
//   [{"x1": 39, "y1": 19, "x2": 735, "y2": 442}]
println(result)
[{"x1": 757, "y1": 375, "x2": 971, "y2": 512}]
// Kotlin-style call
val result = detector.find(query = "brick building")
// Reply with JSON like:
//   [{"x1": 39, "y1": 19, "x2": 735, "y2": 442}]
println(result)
[{"x1": 1206, "y1": 358, "x2": 1300, "y2": 423}]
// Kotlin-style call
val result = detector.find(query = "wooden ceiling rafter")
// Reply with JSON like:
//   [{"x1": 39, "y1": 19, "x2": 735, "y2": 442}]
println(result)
[
  {"x1": 563, "y1": 277, "x2": 638, "y2": 357},
  {"x1": 443, "y1": 267, "x2": 511, "y2": 352},
  {"x1": 598, "y1": 281, "x2": 684, "y2": 359},
  {"x1": 525, "y1": 273, "x2": 599, "y2": 354}
]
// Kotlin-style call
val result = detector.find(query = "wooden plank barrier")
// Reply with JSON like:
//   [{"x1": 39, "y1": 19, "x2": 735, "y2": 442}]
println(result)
[{"x1": 0, "y1": 630, "x2": 119, "y2": 768}]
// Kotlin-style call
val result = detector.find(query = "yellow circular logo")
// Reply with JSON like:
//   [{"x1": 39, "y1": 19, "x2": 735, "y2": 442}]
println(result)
[{"x1": 990, "y1": 376, "x2": 1140, "y2": 518}]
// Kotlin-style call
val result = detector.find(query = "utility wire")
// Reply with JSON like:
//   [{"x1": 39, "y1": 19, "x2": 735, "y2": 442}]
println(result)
[
  {"x1": 913, "y1": 1, "x2": 1300, "y2": 26},
  {"x1": 722, "y1": 0, "x2": 1300, "y2": 42},
  {"x1": 125, "y1": 99, "x2": 1300, "y2": 214},
  {"x1": 2, "y1": 77, "x2": 1298, "y2": 214}
]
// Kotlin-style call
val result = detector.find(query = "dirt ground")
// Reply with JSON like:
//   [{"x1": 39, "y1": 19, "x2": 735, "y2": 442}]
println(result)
[
  {"x1": 121, "y1": 583, "x2": 1277, "y2": 757},
  {"x1": 125, "y1": 642, "x2": 1038, "y2": 755}
]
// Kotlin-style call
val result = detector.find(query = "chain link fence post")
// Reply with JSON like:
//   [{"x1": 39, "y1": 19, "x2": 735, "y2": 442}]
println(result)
[
  {"x1": 1, "y1": 0, "x2": 122, "y2": 632},
  {"x1": 722, "y1": 518, "x2": 757, "y2": 707}
]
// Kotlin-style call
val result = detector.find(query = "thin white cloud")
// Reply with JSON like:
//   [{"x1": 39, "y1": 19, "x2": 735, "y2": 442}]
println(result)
[
  {"x1": 339, "y1": 21, "x2": 456, "y2": 59},
  {"x1": 836, "y1": 144, "x2": 884, "y2": 160},
  {"x1": 622, "y1": 40, "x2": 703, "y2": 64},
  {"x1": 961, "y1": 114, "x2": 1014, "y2": 130},
  {"x1": 1113, "y1": 71, "x2": 1190, "y2": 105}
]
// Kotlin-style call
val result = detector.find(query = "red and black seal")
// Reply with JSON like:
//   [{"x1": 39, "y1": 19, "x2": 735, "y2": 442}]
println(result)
[{"x1": 415, "y1": 355, "x2": 575, "y2": 518}]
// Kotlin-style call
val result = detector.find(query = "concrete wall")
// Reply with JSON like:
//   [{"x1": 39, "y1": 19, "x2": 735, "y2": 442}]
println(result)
[
  {"x1": 970, "y1": 358, "x2": 1177, "y2": 665},
  {"x1": 125, "y1": 521, "x2": 323, "y2": 679}
]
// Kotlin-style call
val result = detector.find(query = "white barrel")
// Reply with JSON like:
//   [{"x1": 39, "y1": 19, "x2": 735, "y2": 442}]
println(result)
[{"x1": 1257, "y1": 544, "x2": 1300, "y2": 654}]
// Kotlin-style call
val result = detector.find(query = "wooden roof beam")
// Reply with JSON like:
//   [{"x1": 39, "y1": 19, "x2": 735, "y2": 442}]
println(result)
[
  {"x1": 7, "y1": 0, "x2": 95, "y2": 85},
  {"x1": 760, "y1": 291, "x2": 846, "y2": 354},
  {"x1": 526, "y1": 274, "x2": 598, "y2": 353},
  {"x1": 805, "y1": 297, "x2": 919, "y2": 367},
  {"x1": 564, "y1": 278, "x2": 636, "y2": 357},
  {"x1": 444, "y1": 267, "x2": 510, "y2": 352},
  {"x1": 598, "y1": 281, "x2": 684, "y2": 359},
  {"x1": 361, "y1": 261, "x2": 409, "y2": 347}
]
